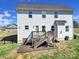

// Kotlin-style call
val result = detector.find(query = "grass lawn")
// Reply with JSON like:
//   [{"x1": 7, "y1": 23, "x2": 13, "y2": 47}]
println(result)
[
  {"x1": 74, "y1": 28, "x2": 79, "y2": 34},
  {"x1": 0, "y1": 30, "x2": 5, "y2": 35},
  {"x1": 0, "y1": 43, "x2": 17, "y2": 59},
  {"x1": 0, "y1": 30, "x2": 17, "y2": 59}
]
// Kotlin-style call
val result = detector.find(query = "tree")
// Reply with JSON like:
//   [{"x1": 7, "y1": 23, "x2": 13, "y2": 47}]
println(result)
[{"x1": 73, "y1": 21, "x2": 79, "y2": 28}]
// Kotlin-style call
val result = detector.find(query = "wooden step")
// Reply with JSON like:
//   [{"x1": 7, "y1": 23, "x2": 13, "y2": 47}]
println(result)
[
  {"x1": 32, "y1": 31, "x2": 54, "y2": 48},
  {"x1": 33, "y1": 37, "x2": 47, "y2": 48}
]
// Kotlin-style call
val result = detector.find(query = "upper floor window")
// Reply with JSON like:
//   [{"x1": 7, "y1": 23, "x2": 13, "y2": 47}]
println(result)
[
  {"x1": 54, "y1": 12, "x2": 58, "y2": 18},
  {"x1": 42, "y1": 11, "x2": 46, "y2": 18},
  {"x1": 65, "y1": 26, "x2": 69, "y2": 32},
  {"x1": 25, "y1": 25, "x2": 29, "y2": 30},
  {"x1": 42, "y1": 15, "x2": 46, "y2": 18},
  {"x1": 29, "y1": 12, "x2": 32, "y2": 18}
]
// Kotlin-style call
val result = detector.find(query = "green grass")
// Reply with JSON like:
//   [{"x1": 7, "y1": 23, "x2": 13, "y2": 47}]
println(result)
[
  {"x1": 74, "y1": 28, "x2": 79, "y2": 34},
  {"x1": 0, "y1": 43, "x2": 17, "y2": 59},
  {"x1": 0, "y1": 43, "x2": 17, "y2": 56},
  {"x1": 0, "y1": 30, "x2": 17, "y2": 59},
  {"x1": 0, "y1": 30, "x2": 5, "y2": 35}
]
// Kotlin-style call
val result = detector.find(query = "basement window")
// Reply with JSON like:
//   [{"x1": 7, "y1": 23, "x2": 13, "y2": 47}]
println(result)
[
  {"x1": 54, "y1": 12, "x2": 58, "y2": 18},
  {"x1": 25, "y1": 25, "x2": 29, "y2": 30},
  {"x1": 65, "y1": 26, "x2": 69, "y2": 32}
]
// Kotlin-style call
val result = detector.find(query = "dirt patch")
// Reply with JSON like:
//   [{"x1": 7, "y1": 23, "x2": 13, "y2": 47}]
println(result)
[
  {"x1": 22, "y1": 49, "x2": 57, "y2": 59},
  {"x1": 17, "y1": 53, "x2": 23, "y2": 59},
  {"x1": 18, "y1": 44, "x2": 56, "y2": 53}
]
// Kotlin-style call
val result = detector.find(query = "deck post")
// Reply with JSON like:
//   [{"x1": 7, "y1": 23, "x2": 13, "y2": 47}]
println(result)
[{"x1": 32, "y1": 32, "x2": 34, "y2": 48}]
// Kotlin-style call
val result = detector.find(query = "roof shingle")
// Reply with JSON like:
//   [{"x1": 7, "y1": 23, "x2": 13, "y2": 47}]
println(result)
[{"x1": 16, "y1": 4, "x2": 73, "y2": 11}]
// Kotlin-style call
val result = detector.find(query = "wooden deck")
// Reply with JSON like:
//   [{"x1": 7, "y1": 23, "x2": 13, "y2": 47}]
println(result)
[
  {"x1": 18, "y1": 44, "x2": 57, "y2": 53},
  {"x1": 18, "y1": 31, "x2": 57, "y2": 53}
]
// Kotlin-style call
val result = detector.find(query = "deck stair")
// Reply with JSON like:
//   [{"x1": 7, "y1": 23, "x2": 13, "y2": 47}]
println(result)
[{"x1": 32, "y1": 31, "x2": 54, "y2": 48}]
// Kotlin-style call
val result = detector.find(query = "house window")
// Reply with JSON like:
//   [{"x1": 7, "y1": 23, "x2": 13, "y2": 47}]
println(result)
[
  {"x1": 54, "y1": 12, "x2": 58, "y2": 18},
  {"x1": 51, "y1": 26, "x2": 54, "y2": 31},
  {"x1": 29, "y1": 12, "x2": 32, "y2": 18},
  {"x1": 36, "y1": 26, "x2": 39, "y2": 32},
  {"x1": 42, "y1": 26, "x2": 46, "y2": 32},
  {"x1": 42, "y1": 15, "x2": 46, "y2": 18},
  {"x1": 42, "y1": 11, "x2": 46, "y2": 18},
  {"x1": 25, "y1": 25, "x2": 29, "y2": 29},
  {"x1": 65, "y1": 26, "x2": 69, "y2": 32}
]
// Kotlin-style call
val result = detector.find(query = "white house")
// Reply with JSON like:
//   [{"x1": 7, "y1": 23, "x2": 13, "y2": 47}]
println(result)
[{"x1": 16, "y1": 4, "x2": 73, "y2": 45}]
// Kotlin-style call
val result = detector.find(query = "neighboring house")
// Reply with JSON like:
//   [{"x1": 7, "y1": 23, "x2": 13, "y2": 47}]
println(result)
[
  {"x1": 0, "y1": 26, "x2": 6, "y2": 31},
  {"x1": 16, "y1": 4, "x2": 73, "y2": 46},
  {"x1": 5, "y1": 24, "x2": 17, "y2": 32}
]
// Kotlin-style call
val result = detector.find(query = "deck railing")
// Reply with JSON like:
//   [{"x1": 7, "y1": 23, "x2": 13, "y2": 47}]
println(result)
[
  {"x1": 23, "y1": 31, "x2": 54, "y2": 48},
  {"x1": 32, "y1": 31, "x2": 54, "y2": 48}
]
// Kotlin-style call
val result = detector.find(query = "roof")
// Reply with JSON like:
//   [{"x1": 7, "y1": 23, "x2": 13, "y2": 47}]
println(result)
[
  {"x1": 6, "y1": 24, "x2": 17, "y2": 29},
  {"x1": 16, "y1": 4, "x2": 73, "y2": 11},
  {"x1": 54, "y1": 20, "x2": 67, "y2": 25},
  {"x1": 55, "y1": 20, "x2": 67, "y2": 23}
]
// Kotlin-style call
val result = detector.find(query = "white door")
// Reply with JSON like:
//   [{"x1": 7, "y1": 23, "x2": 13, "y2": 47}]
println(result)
[{"x1": 58, "y1": 25, "x2": 65, "y2": 39}]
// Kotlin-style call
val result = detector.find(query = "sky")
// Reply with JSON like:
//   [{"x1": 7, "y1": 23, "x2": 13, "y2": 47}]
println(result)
[{"x1": 0, "y1": 0, "x2": 79, "y2": 27}]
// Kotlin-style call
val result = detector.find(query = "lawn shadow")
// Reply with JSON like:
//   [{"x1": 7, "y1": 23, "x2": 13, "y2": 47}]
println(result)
[{"x1": 1, "y1": 35, "x2": 17, "y2": 43}]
